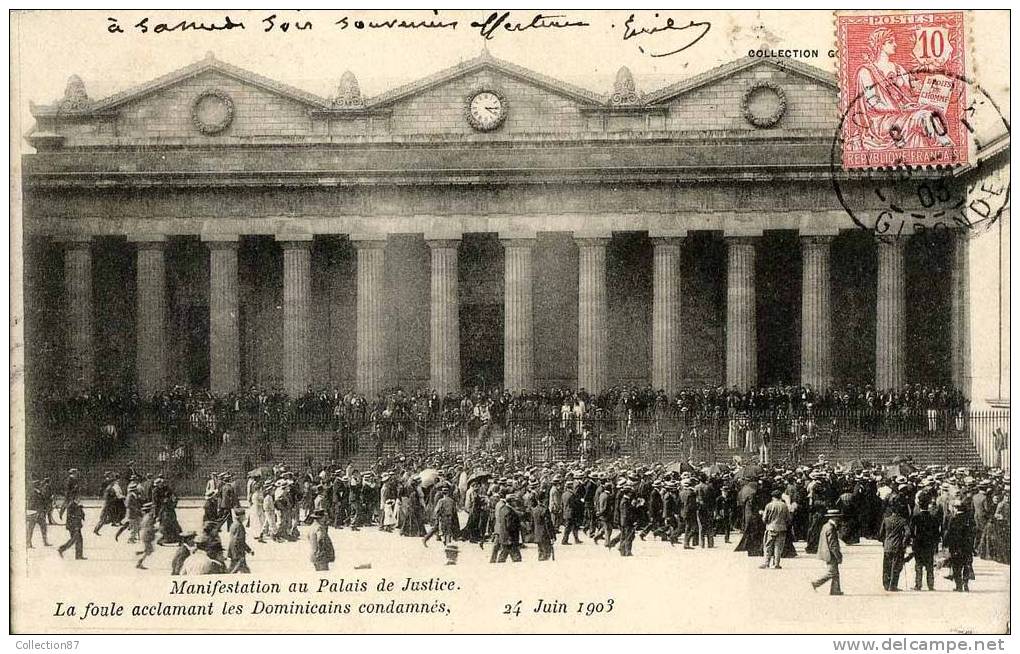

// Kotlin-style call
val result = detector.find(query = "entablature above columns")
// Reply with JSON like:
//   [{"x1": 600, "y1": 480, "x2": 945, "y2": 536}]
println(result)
[{"x1": 27, "y1": 209, "x2": 879, "y2": 241}]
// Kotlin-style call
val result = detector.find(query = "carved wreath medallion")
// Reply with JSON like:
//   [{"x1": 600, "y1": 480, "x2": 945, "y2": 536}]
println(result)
[
  {"x1": 741, "y1": 81, "x2": 787, "y2": 129},
  {"x1": 191, "y1": 89, "x2": 235, "y2": 135}
]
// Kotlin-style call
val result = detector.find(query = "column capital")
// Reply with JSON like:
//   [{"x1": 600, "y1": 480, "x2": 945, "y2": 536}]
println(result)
[
  {"x1": 205, "y1": 240, "x2": 239, "y2": 251},
  {"x1": 500, "y1": 237, "x2": 537, "y2": 249},
  {"x1": 55, "y1": 235, "x2": 92, "y2": 249},
  {"x1": 351, "y1": 236, "x2": 387, "y2": 250},
  {"x1": 648, "y1": 228, "x2": 688, "y2": 240},
  {"x1": 426, "y1": 238, "x2": 461, "y2": 250},
  {"x1": 876, "y1": 235, "x2": 908, "y2": 248},
  {"x1": 725, "y1": 235, "x2": 759, "y2": 246},
  {"x1": 801, "y1": 234, "x2": 835, "y2": 247},
  {"x1": 127, "y1": 234, "x2": 168, "y2": 244},
  {"x1": 575, "y1": 236, "x2": 610, "y2": 248},
  {"x1": 279, "y1": 238, "x2": 314, "y2": 250},
  {"x1": 651, "y1": 236, "x2": 684, "y2": 248}
]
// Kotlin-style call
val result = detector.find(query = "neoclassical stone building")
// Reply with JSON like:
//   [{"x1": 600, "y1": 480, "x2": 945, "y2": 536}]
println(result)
[{"x1": 20, "y1": 52, "x2": 1008, "y2": 406}]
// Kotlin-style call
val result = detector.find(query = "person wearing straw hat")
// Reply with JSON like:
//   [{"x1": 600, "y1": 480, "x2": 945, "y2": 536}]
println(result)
[
  {"x1": 135, "y1": 502, "x2": 156, "y2": 570},
  {"x1": 307, "y1": 509, "x2": 335, "y2": 571},
  {"x1": 227, "y1": 508, "x2": 254, "y2": 573},
  {"x1": 810, "y1": 508, "x2": 844, "y2": 595},
  {"x1": 171, "y1": 531, "x2": 198, "y2": 575}
]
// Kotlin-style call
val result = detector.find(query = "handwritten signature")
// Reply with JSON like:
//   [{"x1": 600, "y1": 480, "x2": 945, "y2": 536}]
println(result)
[{"x1": 619, "y1": 13, "x2": 711, "y2": 57}]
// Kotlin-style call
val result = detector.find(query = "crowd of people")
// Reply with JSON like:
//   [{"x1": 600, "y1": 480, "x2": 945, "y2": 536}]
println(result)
[
  {"x1": 35, "y1": 383, "x2": 972, "y2": 463},
  {"x1": 28, "y1": 446, "x2": 1010, "y2": 593}
]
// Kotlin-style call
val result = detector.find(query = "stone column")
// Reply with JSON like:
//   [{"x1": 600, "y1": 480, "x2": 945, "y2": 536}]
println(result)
[
  {"x1": 502, "y1": 237, "x2": 536, "y2": 391},
  {"x1": 281, "y1": 238, "x2": 312, "y2": 397},
  {"x1": 428, "y1": 238, "x2": 461, "y2": 395},
  {"x1": 726, "y1": 237, "x2": 757, "y2": 390},
  {"x1": 651, "y1": 236, "x2": 682, "y2": 393},
  {"x1": 62, "y1": 237, "x2": 93, "y2": 392},
  {"x1": 875, "y1": 237, "x2": 906, "y2": 390},
  {"x1": 577, "y1": 235, "x2": 609, "y2": 393},
  {"x1": 132, "y1": 236, "x2": 167, "y2": 396},
  {"x1": 206, "y1": 238, "x2": 240, "y2": 395},
  {"x1": 354, "y1": 237, "x2": 387, "y2": 398},
  {"x1": 950, "y1": 234, "x2": 970, "y2": 393},
  {"x1": 800, "y1": 235, "x2": 834, "y2": 391}
]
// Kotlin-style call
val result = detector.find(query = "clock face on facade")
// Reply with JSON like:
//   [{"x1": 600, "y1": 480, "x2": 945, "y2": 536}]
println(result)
[{"x1": 466, "y1": 90, "x2": 508, "y2": 132}]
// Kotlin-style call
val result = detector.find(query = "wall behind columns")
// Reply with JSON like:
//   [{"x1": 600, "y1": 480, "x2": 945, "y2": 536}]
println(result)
[
  {"x1": 608, "y1": 232, "x2": 652, "y2": 387},
  {"x1": 23, "y1": 237, "x2": 65, "y2": 401},
  {"x1": 166, "y1": 237, "x2": 209, "y2": 388},
  {"x1": 310, "y1": 236, "x2": 355, "y2": 390},
  {"x1": 968, "y1": 211, "x2": 1010, "y2": 407},
  {"x1": 459, "y1": 233, "x2": 504, "y2": 390},
  {"x1": 680, "y1": 233, "x2": 725, "y2": 386},
  {"x1": 385, "y1": 234, "x2": 429, "y2": 391},
  {"x1": 756, "y1": 231, "x2": 802, "y2": 385},
  {"x1": 239, "y1": 237, "x2": 283, "y2": 389},
  {"x1": 534, "y1": 232, "x2": 578, "y2": 389},
  {"x1": 831, "y1": 231, "x2": 876, "y2": 386},
  {"x1": 93, "y1": 237, "x2": 136, "y2": 391},
  {"x1": 905, "y1": 232, "x2": 952, "y2": 385}
]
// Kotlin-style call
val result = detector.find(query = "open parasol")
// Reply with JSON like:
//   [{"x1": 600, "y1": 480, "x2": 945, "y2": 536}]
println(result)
[
  {"x1": 248, "y1": 465, "x2": 274, "y2": 479},
  {"x1": 739, "y1": 463, "x2": 764, "y2": 479},
  {"x1": 703, "y1": 463, "x2": 731, "y2": 477},
  {"x1": 419, "y1": 468, "x2": 440, "y2": 488},
  {"x1": 467, "y1": 470, "x2": 492, "y2": 486},
  {"x1": 666, "y1": 461, "x2": 695, "y2": 474},
  {"x1": 884, "y1": 462, "x2": 916, "y2": 479}
]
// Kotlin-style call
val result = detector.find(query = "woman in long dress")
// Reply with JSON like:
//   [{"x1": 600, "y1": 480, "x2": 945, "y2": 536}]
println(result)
[
  {"x1": 734, "y1": 481, "x2": 765, "y2": 557},
  {"x1": 978, "y1": 493, "x2": 1010, "y2": 565},
  {"x1": 159, "y1": 494, "x2": 183, "y2": 545},
  {"x1": 400, "y1": 478, "x2": 425, "y2": 537}
]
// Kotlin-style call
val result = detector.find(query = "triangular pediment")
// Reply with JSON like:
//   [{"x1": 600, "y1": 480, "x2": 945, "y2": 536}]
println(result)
[
  {"x1": 31, "y1": 53, "x2": 331, "y2": 117},
  {"x1": 364, "y1": 52, "x2": 605, "y2": 108},
  {"x1": 642, "y1": 57, "x2": 837, "y2": 105}
]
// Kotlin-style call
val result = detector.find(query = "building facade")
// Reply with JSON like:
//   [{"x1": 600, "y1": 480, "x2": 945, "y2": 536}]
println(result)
[{"x1": 21, "y1": 52, "x2": 1008, "y2": 406}]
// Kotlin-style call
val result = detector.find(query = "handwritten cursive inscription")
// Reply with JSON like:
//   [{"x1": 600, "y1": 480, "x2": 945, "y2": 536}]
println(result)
[
  {"x1": 470, "y1": 11, "x2": 590, "y2": 41},
  {"x1": 618, "y1": 13, "x2": 711, "y2": 57}
]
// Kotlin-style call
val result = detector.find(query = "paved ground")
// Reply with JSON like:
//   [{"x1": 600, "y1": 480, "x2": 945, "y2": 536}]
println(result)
[{"x1": 18, "y1": 501, "x2": 1010, "y2": 634}]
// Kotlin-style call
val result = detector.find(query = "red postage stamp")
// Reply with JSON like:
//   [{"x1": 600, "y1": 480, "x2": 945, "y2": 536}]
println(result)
[{"x1": 837, "y1": 12, "x2": 967, "y2": 169}]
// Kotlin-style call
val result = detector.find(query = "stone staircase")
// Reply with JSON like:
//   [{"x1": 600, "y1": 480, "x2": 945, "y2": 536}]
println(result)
[{"x1": 28, "y1": 420, "x2": 987, "y2": 497}]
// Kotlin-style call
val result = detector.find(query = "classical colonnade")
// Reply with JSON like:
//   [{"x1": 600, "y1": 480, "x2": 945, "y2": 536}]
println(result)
[{"x1": 56, "y1": 228, "x2": 969, "y2": 399}]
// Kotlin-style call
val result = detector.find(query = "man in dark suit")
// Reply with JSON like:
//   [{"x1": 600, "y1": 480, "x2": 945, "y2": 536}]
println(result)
[
  {"x1": 593, "y1": 480, "x2": 615, "y2": 548},
  {"x1": 696, "y1": 476, "x2": 718, "y2": 548},
  {"x1": 218, "y1": 472, "x2": 238, "y2": 531},
  {"x1": 811, "y1": 508, "x2": 843, "y2": 595},
  {"x1": 879, "y1": 509, "x2": 910, "y2": 591},
  {"x1": 678, "y1": 479, "x2": 699, "y2": 549},
  {"x1": 617, "y1": 486, "x2": 638, "y2": 557},
  {"x1": 530, "y1": 496, "x2": 556, "y2": 561},
  {"x1": 495, "y1": 496, "x2": 523, "y2": 563},
  {"x1": 944, "y1": 499, "x2": 976, "y2": 592},
  {"x1": 910, "y1": 499, "x2": 941, "y2": 591},
  {"x1": 57, "y1": 497, "x2": 86, "y2": 560},
  {"x1": 560, "y1": 481, "x2": 583, "y2": 545}
]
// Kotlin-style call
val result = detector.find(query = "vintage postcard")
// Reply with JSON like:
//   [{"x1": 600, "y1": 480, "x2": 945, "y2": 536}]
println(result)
[{"x1": 8, "y1": 8, "x2": 1011, "y2": 638}]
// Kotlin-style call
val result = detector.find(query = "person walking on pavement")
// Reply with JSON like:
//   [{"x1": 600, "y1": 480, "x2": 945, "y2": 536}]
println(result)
[
  {"x1": 811, "y1": 509, "x2": 843, "y2": 595},
  {"x1": 878, "y1": 508, "x2": 910, "y2": 591},
  {"x1": 761, "y1": 489, "x2": 791, "y2": 569},
  {"x1": 57, "y1": 496, "x2": 86, "y2": 560}
]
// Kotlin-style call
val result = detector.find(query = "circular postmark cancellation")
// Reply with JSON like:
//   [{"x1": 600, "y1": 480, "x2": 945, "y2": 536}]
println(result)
[{"x1": 830, "y1": 72, "x2": 1010, "y2": 241}]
